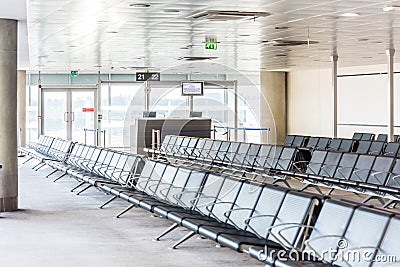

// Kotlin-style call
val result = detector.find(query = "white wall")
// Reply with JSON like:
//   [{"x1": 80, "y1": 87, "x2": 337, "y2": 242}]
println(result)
[
  {"x1": 288, "y1": 63, "x2": 400, "y2": 138},
  {"x1": 288, "y1": 68, "x2": 332, "y2": 136}
]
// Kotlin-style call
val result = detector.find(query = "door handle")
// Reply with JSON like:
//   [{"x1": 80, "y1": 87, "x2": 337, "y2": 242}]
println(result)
[
  {"x1": 71, "y1": 112, "x2": 75, "y2": 122},
  {"x1": 64, "y1": 112, "x2": 69, "y2": 122}
]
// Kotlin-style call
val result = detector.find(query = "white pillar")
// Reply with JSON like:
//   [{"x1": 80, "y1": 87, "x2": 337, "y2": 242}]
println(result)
[
  {"x1": 0, "y1": 19, "x2": 18, "y2": 211},
  {"x1": 387, "y1": 48, "x2": 395, "y2": 142},
  {"x1": 331, "y1": 54, "x2": 339, "y2": 138},
  {"x1": 17, "y1": 70, "x2": 26, "y2": 147},
  {"x1": 260, "y1": 71, "x2": 287, "y2": 144}
]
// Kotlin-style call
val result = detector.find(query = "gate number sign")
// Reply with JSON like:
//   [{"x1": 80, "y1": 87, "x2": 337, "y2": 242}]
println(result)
[{"x1": 136, "y1": 72, "x2": 161, "y2": 81}]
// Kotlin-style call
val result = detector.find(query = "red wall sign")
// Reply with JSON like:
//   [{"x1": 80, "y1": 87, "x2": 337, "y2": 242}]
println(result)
[{"x1": 82, "y1": 108, "x2": 95, "y2": 112}]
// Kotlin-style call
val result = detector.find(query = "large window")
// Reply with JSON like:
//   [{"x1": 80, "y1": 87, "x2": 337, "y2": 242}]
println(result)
[
  {"x1": 25, "y1": 73, "x2": 262, "y2": 146},
  {"x1": 101, "y1": 83, "x2": 142, "y2": 148}
]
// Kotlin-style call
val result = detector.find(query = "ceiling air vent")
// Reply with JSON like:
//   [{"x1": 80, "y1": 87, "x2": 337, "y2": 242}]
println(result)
[
  {"x1": 262, "y1": 40, "x2": 319, "y2": 47},
  {"x1": 187, "y1": 10, "x2": 270, "y2": 21},
  {"x1": 178, "y1": 56, "x2": 218, "y2": 61}
]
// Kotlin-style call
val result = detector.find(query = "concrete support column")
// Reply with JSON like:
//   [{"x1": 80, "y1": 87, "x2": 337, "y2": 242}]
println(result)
[
  {"x1": 17, "y1": 70, "x2": 26, "y2": 147},
  {"x1": 387, "y1": 48, "x2": 395, "y2": 142},
  {"x1": 331, "y1": 54, "x2": 339, "y2": 138},
  {"x1": 0, "y1": 19, "x2": 18, "y2": 211},
  {"x1": 260, "y1": 71, "x2": 287, "y2": 144}
]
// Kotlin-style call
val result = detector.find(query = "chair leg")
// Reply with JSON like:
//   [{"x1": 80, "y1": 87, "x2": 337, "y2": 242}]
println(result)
[
  {"x1": 114, "y1": 204, "x2": 135, "y2": 218},
  {"x1": 300, "y1": 184, "x2": 322, "y2": 195},
  {"x1": 22, "y1": 157, "x2": 33, "y2": 164},
  {"x1": 34, "y1": 162, "x2": 47, "y2": 171},
  {"x1": 382, "y1": 200, "x2": 397, "y2": 209},
  {"x1": 53, "y1": 172, "x2": 67, "y2": 182},
  {"x1": 46, "y1": 169, "x2": 58, "y2": 178},
  {"x1": 32, "y1": 162, "x2": 43, "y2": 170},
  {"x1": 153, "y1": 223, "x2": 179, "y2": 241},
  {"x1": 272, "y1": 179, "x2": 291, "y2": 188},
  {"x1": 99, "y1": 195, "x2": 117, "y2": 209},
  {"x1": 327, "y1": 188, "x2": 335, "y2": 195},
  {"x1": 70, "y1": 181, "x2": 85, "y2": 192},
  {"x1": 300, "y1": 184, "x2": 310, "y2": 192},
  {"x1": 76, "y1": 185, "x2": 92, "y2": 195},
  {"x1": 362, "y1": 195, "x2": 374, "y2": 204},
  {"x1": 170, "y1": 231, "x2": 196, "y2": 249}
]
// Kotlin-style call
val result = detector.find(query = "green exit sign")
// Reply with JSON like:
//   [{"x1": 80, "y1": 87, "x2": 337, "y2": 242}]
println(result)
[
  {"x1": 70, "y1": 71, "x2": 78, "y2": 78},
  {"x1": 205, "y1": 36, "x2": 217, "y2": 50}
]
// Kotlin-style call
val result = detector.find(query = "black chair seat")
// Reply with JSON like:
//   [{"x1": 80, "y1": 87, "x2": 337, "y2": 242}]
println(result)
[
  {"x1": 198, "y1": 222, "x2": 240, "y2": 241},
  {"x1": 217, "y1": 232, "x2": 273, "y2": 252}
]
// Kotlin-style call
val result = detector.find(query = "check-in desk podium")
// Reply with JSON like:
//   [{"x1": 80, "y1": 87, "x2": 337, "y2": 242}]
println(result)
[{"x1": 130, "y1": 117, "x2": 211, "y2": 155}]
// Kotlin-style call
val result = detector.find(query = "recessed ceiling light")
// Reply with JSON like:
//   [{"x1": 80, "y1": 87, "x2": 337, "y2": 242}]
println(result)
[
  {"x1": 162, "y1": 9, "x2": 180, "y2": 13},
  {"x1": 340, "y1": 12, "x2": 360, "y2": 17},
  {"x1": 53, "y1": 50, "x2": 65, "y2": 53},
  {"x1": 106, "y1": 31, "x2": 119, "y2": 34},
  {"x1": 129, "y1": 3, "x2": 151, "y2": 8},
  {"x1": 383, "y1": 6, "x2": 400, "y2": 12},
  {"x1": 275, "y1": 26, "x2": 289, "y2": 30},
  {"x1": 358, "y1": 38, "x2": 369, "y2": 42}
]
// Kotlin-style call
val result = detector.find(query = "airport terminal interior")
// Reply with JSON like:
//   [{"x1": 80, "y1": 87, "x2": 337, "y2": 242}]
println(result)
[{"x1": 2, "y1": 0, "x2": 400, "y2": 266}]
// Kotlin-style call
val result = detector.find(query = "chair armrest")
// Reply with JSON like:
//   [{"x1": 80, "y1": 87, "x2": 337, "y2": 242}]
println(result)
[
  {"x1": 268, "y1": 223, "x2": 314, "y2": 250},
  {"x1": 223, "y1": 208, "x2": 254, "y2": 230},
  {"x1": 204, "y1": 202, "x2": 237, "y2": 223},
  {"x1": 352, "y1": 168, "x2": 371, "y2": 182},
  {"x1": 304, "y1": 234, "x2": 343, "y2": 262},
  {"x1": 336, "y1": 166, "x2": 353, "y2": 179},
  {"x1": 293, "y1": 161, "x2": 311, "y2": 173},
  {"x1": 244, "y1": 214, "x2": 277, "y2": 239},
  {"x1": 369, "y1": 171, "x2": 391, "y2": 185}
]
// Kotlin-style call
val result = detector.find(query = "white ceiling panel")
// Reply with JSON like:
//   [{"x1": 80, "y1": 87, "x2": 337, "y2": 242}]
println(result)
[{"x1": 25, "y1": 0, "x2": 400, "y2": 72}]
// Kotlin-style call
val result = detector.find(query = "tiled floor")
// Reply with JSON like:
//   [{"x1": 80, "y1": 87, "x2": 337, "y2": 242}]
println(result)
[{"x1": 0, "y1": 159, "x2": 261, "y2": 267}]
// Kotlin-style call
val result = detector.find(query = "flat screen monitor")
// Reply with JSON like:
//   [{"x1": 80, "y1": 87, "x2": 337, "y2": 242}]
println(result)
[
  {"x1": 143, "y1": 111, "x2": 156, "y2": 118},
  {"x1": 190, "y1": 111, "x2": 202, "y2": 117},
  {"x1": 182, "y1": 81, "x2": 204, "y2": 96}
]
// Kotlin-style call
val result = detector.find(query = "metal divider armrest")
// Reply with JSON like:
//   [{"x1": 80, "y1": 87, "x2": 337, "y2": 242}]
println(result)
[
  {"x1": 244, "y1": 214, "x2": 277, "y2": 239},
  {"x1": 293, "y1": 161, "x2": 310, "y2": 173},
  {"x1": 391, "y1": 175, "x2": 400, "y2": 186},
  {"x1": 304, "y1": 234, "x2": 344, "y2": 263},
  {"x1": 136, "y1": 178, "x2": 163, "y2": 190},
  {"x1": 352, "y1": 168, "x2": 371, "y2": 182},
  {"x1": 269, "y1": 223, "x2": 314, "y2": 251},
  {"x1": 204, "y1": 202, "x2": 237, "y2": 224},
  {"x1": 337, "y1": 246, "x2": 380, "y2": 266},
  {"x1": 172, "y1": 190, "x2": 206, "y2": 210},
  {"x1": 223, "y1": 207, "x2": 254, "y2": 231},
  {"x1": 369, "y1": 171, "x2": 391, "y2": 185},
  {"x1": 336, "y1": 166, "x2": 353, "y2": 179}
]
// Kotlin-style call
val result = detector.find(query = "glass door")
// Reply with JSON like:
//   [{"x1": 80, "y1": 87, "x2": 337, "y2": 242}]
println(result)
[
  {"x1": 71, "y1": 90, "x2": 96, "y2": 145},
  {"x1": 41, "y1": 88, "x2": 97, "y2": 144},
  {"x1": 42, "y1": 91, "x2": 68, "y2": 139}
]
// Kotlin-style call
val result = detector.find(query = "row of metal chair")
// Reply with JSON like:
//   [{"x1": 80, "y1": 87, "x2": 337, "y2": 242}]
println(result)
[
  {"x1": 150, "y1": 135, "x2": 301, "y2": 176},
  {"x1": 285, "y1": 134, "x2": 400, "y2": 157},
  {"x1": 352, "y1": 132, "x2": 400, "y2": 142},
  {"x1": 283, "y1": 150, "x2": 400, "y2": 207},
  {"x1": 255, "y1": 199, "x2": 400, "y2": 266},
  {"x1": 20, "y1": 136, "x2": 400, "y2": 266},
  {"x1": 96, "y1": 159, "x2": 400, "y2": 266},
  {"x1": 285, "y1": 133, "x2": 400, "y2": 149},
  {"x1": 19, "y1": 136, "x2": 144, "y2": 194},
  {"x1": 19, "y1": 136, "x2": 74, "y2": 170}
]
